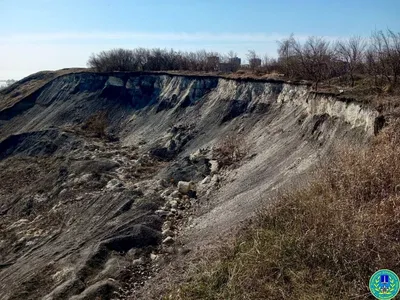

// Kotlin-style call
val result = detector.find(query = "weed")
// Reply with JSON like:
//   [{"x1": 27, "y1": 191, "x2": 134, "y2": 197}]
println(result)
[
  {"x1": 81, "y1": 111, "x2": 109, "y2": 138},
  {"x1": 212, "y1": 135, "x2": 248, "y2": 167}
]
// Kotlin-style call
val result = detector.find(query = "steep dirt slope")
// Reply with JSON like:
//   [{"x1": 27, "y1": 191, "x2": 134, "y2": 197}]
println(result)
[{"x1": 0, "y1": 71, "x2": 380, "y2": 299}]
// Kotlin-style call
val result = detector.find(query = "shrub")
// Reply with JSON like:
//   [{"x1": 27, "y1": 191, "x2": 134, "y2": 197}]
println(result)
[
  {"x1": 81, "y1": 111, "x2": 108, "y2": 138},
  {"x1": 87, "y1": 49, "x2": 137, "y2": 72},
  {"x1": 168, "y1": 121, "x2": 400, "y2": 299},
  {"x1": 212, "y1": 135, "x2": 248, "y2": 167}
]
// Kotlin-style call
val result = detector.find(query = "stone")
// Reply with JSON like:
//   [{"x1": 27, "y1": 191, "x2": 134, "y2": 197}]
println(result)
[
  {"x1": 209, "y1": 160, "x2": 219, "y2": 174},
  {"x1": 211, "y1": 174, "x2": 219, "y2": 185},
  {"x1": 162, "y1": 236, "x2": 174, "y2": 245},
  {"x1": 127, "y1": 248, "x2": 139, "y2": 257},
  {"x1": 160, "y1": 188, "x2": 172, "y2": 199},
  {"x1": 162, "y1": 220, "x2": 172, "y2": 231},
  {"x1": 59, "y1": 189, "x2": 68, "y2": 196},
  {"x1": 201, "y1": 176, "x2": 211, "y2": 185},
  {"x1": 106, "y1": 76, "x2": 124, "y2": 87},
  {"x1": 106, "y1": 178, "x2": 124, "y2": 190},
  {"x1": 189, "y1": 148, "x2": 209, "y2": 162},
  {"x1": 177, "y1": 181, "x2": 190, "y2": 194},
  {"x1": 177, "y1": 181, "x2": 196, "y2": 194},
  {"x1": 165, "y1": 139, "x2": 177, "y2": 151},
  {"x1": 150, "y1": 253, "x2": 159, "y2": 261},
  {"x1": 162, "y1": 229, "x2": 174, "y2": 237},
  {"x1": 155, "y1": 210, "x2": 169, "y2": 217},
  {"x1": 177, "y1": 247, "x2": 191, "y2": 255},
  {"x1": 176, "y1": 210, "x2": 184, "y2": 219},
  {"x1": 169, "y1": 200, "x2": 178, "y2": 209},
  {"x1": 163, "y1": 246, "x2": 176, "y2": 254},
  {"x1": 189, "y1": 149, "x2": 202, "y2": 162},
  {"x1": 170, "y1": 190, "x2": 180, "y2": 198},
  {"x1": 132, "y1": 257, "x2": 144, "y2": 266},
  {"x1": 80, "y1": 173, "x2": 92, "y2": 182}
]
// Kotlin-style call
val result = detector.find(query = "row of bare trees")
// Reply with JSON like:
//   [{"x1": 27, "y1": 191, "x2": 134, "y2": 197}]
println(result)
[
  {"x1": 87, "y1": 48, "x2": 237, "y2": 73},
  {"x1": 87, "y1": 29, "x2": 399, "y2": 90},
  {"x1": 274, "y1": 29, "x2": 400, "y2": 89}
]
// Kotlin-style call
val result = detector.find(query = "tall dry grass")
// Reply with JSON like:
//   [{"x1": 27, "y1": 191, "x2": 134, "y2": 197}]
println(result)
[
  {"x1": 167, "y1": 122, "x2": 400, "y2": 299},
  {"x1": 81, "y1": 111, "x2": 108, "y2": 138}
]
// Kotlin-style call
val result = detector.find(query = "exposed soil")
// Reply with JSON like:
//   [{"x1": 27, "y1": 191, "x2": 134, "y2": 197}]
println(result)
[{"x1": 0, "y1": 70, "x2": 380, "y2": 299}]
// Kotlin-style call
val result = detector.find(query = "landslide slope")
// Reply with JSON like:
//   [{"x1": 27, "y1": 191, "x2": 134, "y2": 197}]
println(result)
[{"x1": 0, "y1": 71, "x2": 380, "y2": 299}]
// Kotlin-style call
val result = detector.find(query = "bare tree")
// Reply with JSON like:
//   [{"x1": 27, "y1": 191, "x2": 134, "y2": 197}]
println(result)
[
  {"x1": 247, "y1": 50, "x2": 257, "y2": 61},
  {"x1": 227, "y1": 50, "x2": 237, "y2": 59},
  {"x1": 369, "y1": 30, "x2": 400, "y2": 85},
  {"x1": 335, "y1": 36, "x2": 366, "y2": 86},
  {"x1": 262, "y1": 53, "x2": 272, "y2": 73},
  {"x1": 293, "y1": 37, "x2": 333, "y2": 90},
  {"x1": 247, "y1": 50, "x2": 261, "y2": 70},
  {"x1": 387, "y1": 29, "x2": 400, "y2": 84},
  {"x1": 85, "y1": 30, "x2": 399, "y2": 88},
  {"x1": 277, "y1": 34, "x2": 297, "y2": 77},
  {"x1": 87, "y1": 48, "x2": 136, "y2": 72}
]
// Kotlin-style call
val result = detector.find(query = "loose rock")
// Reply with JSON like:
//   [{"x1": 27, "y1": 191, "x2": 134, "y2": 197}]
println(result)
[
  {"x1": 201, "y1": 176, "x2": 211, "y2": 185},
  {"x1": 162, "y1": 236, "x2": 174, "y2": 245},
  {"x1": 209, "y1": 160, "x2": 219, "y2": 175},
  {"x1": 162, "y1": 229, "x2": 174, "y2": 237},
  {"x1": 177, "y1": 181, "x2": 196, "y2": 194}
]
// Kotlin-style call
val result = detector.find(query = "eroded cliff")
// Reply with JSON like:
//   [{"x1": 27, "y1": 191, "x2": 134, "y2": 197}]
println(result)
[{"x1": 0, "y1": 71, "x2": 380, "y2": 299}]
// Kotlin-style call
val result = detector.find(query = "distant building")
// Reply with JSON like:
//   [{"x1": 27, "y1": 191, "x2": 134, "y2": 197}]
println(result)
[
  {"x1": 217, "y1": 57, "x2": 242, "y2": 73},
  {"x1": 230, "y1": 57, "x2": 241, "y2": 66},
  {"x1": 207, "y1": 56, "x2": 242, "y2": 72},
  {"x1": 219, "y1": 63, "x2": 234, "y2": 72},
  {"x1": 249, "y1": 58, "x2": 262, "y2": 69},
  {"x1": 229, "y1": 57, "x2": 241, "y2": 71}
]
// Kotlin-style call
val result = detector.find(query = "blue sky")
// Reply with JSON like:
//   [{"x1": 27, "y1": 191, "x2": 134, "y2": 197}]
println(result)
[{"x1": 0, "y1": 0, "x2": 399, "y2": 79}]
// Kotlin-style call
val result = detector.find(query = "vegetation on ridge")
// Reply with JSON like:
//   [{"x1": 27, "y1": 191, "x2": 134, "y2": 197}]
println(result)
[{"x1": 87, "y1": 29, "x2": 400, "y2": 93}]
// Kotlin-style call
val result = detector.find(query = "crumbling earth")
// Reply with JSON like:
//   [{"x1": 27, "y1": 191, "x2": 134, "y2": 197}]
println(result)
[{"x1": 0, "y1": 71, "x2": 379, "y2": 299}]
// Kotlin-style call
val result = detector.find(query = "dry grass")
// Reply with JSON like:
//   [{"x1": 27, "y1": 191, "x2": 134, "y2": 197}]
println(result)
[
  {"x1": 167, "y1": 122, "x2": 400, "y2": 299},
  {"x1": 212, "y1": 135, "x2": 249, "y2": 168},
  {"x1": 81, "y1": 111, "x2": 109, "y2": 138}
]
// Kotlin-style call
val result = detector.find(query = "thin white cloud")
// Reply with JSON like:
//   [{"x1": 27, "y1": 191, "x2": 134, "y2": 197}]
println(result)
[{"x1": 0, "y1": 31, "x2": 313, "y2": 44}]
